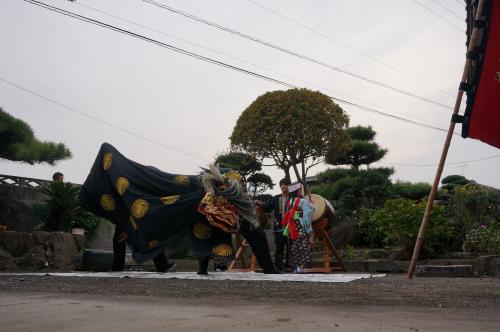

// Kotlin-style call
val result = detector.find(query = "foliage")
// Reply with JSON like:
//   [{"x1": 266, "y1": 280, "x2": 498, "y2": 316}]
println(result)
[
  {"x1": 326, "y1": 126, "x2": 386, "y2": 168},
  {"x1": 359, "y1": 208, "x2": 385, "y2": 248},
  {"x1": 0, "y1": 108, "x2": 71, "y2": 165},
  {"x1": 465, "y1": 222, "x2": 500, "y2": 255},
  {"x1": 37, "y1": 182, "x2": 99, "y2": 237},
  {"x1": 393, "y1": 181, "x2": 432, "y2": 200},
  {"x1": 255, "y1": 193, "x2": 272, "y2": 203},
  {"x1": 335, "y1": 169, "x2": 394, "y2": 218},
  {"x1": 312, "y1": 167, "x2": 394, "y2": 203},
  {"x1": 215, "y1": 151, "x2": 261, "y2": 178},
  {"x1": 441, "y1": 174, "x2": 471, "y2": 192},
  {"x1": 442, "y1": 175, "x2": 470, "y2": 185},
  {"x1": 342, "y1": 245, "x2": 356, "y2": 260},
  {"x1": 72, "y1": 213, "x2": 100, "y2": 240},
  {"x1": 367, "y1": 199, "x2": 453, "y2": 259},
  {"x1": 214, "y1": 150, "x2": 274, "y2": 196},
  {"x1": 311, "y1": 176, "x2": 358, "y2": 201},
  {"x1": 315, "y1": 167, "x2": 358, "y2": 183},
  {"x1": 230, "y1": 88, "x2": 350, "y2": 183},
  {"x1": 40, "y1": 182, "x2": 82, "y2": 232},
  {"x1": 446, "y1": 184, "x2": 500, "y2": 251},
  {"x1": 246, "y1": 172, "x2": 274, "y2": 198}
]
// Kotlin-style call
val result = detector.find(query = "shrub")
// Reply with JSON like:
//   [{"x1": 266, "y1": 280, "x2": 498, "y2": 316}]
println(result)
[
  {"x1": 36, "y1": 182, "x2": 100, "y2": 238},
  {"x1": 359, "y1": 208, "x2": 385, "y2": 248},
  {"x1": 446, "y1": 184, "x2": 500, "y2": 251},
  {"x1": 465, "y1": 222, "x2": 500, "y2": 255},
  {"x1": 332, "y1": 170, "x2": 393, "y2": 220},
  {"x1": 315, "y1": 168, "x2": 358, "y2": 184},
  {"x1": 442, "y1": 175, "x2": 470, "y2": 185},
  {"x1": 369, "y1": 199, "x2": 453, "y2": 259},
  {"x1": 393, "y1": 181, "x2": 431, "y2": 200},
  {"x1": 310, "y1": 183, "x2": 337, "y2": 200},
  {"x1": 72, "y1": 213, "x2": 100, "y2": 240}
]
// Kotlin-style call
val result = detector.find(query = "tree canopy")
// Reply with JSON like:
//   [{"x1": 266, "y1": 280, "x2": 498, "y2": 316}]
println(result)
[
  {"x1": 214, "y1": 151, "x2": 261, "y2": 178},
  {"x1": 0, "y1": 108, "x2": 71, "y2": 165},
  {"x1": 326, "y1": 125, "x2": 386, "y2": 169},
  {"x1": 214, "y1": 150, "x2": 273, "y2": 198},
  {"x1": 247, "y1": 172, "x2": 274, "y2": 198},
  {"x1": 230, "y1": 88, "x2": 350, "y2": 183}
]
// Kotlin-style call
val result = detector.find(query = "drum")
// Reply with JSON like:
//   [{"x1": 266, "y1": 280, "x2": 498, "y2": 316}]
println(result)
[{"x1": 306, "y1": 194, "x2": 336, "y2": 230}]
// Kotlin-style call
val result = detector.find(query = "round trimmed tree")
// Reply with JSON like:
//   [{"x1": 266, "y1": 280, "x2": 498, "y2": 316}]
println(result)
[{"x1": 230, "y1": 88, "x2": 350, "y2": 183}]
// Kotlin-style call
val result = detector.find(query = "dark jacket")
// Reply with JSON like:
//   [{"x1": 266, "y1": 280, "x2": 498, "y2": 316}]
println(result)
[{"x1": 263, "y1": 193, "x2": 288, "y2": 232}]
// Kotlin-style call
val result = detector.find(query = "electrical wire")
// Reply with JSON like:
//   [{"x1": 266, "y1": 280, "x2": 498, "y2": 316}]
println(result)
[
  {"x1": 246, "y1": 0, "x2": 455, "y2": 98},
  {"x1": 429, "y1": 0, "x2": 465, "y2": 20},
  {"x1": 142, "y1": 0, "x2": 453, "y2": 110},
  {"x1": 378, "y1": 154, "x2": 500, "y2": 167},
  {"x1": 73, "y1": 1, "x2": 440, "y2": 127},
  {"x1": 411, "y1": 0, "x2": 464, "y2": 32},
  {"x1": 0, "y1": 77, "x2": 210, "y2": 162},
  {"x1": 22, "y1": 0, "x2": 455, "y2": 134}
]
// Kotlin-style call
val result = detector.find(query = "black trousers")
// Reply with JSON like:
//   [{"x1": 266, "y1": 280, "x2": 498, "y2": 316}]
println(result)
[
  {"x1": 111, "y1": 226, "x2": 170, "y2": 272},
  {"x1": 273, "y1": 232, "x2": 290, "y2": 271}
]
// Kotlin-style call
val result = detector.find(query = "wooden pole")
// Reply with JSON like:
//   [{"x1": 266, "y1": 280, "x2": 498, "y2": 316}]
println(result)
[{"x1": 407, "y1": 0, "x2": 487, "y2": 279}]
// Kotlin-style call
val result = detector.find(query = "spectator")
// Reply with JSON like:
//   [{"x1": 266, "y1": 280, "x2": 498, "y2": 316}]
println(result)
[
  {"x1": 263, "y1": 178, "x2": 291, "y2": 273},
  {"x1": 52, "y1": 172, "x2": 64, "y2": 182}
]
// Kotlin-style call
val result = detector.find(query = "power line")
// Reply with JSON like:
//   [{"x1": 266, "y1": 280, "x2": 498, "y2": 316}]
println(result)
[
  {"x1": 23, "y1": 0, "x2": 452, "y2": 134},
  {"x1": 428, "y1": 0, "x2": 465, "y2": 20},
  {"x1": 74, "y1": 1, "x2": 439, "y2": 127},
  {"x1": 142, "y1": 0, "x2": 453, "y2": 110},
  {"x1": 411, "y1": 0, "x2": 464, "y2": 32},
  {"x1": 378, "y1": 154, "x2": 500, "y2": 167},
  {"x1": 246, "y1": 0, "x2": 454, "y2": 98},
  {"x1": 466, "y1": 163, "x2": 500, "y2": 174},
  {"x1": 0, "y1": 77, "x2": 210, "y2": 163},
  {"x1": 455, "y1": 0, "x2": 466, "y2": 7}
]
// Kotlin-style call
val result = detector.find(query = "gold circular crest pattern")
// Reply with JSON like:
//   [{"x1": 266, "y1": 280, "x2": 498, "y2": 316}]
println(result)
[
  {"x1": 211, "y1": 244, "x2": 233, "y2": 257},
  {"x1": 116, "y1": 177, "x2": 129, "y2": 196},
  {"x1": 103, "y1": 153, "x2": 113, "y2": 170},
  {"x1": 100, "y1": 194, "x2": 115, "y2": 211},
  {"x1": 131, "y1": 199, "x2": 149, "y2": 219},
  {"x1": 193, "y1": 223, "x2": 212, "y2": 239},
  {"x1": 161, "y1": 195, "x2": 180, "y2": 205},
  {"x1": 174, "y1": 175, "x2": 189, "y2": 185},
  {"x1": 147, "y1": 240, "x2": 159, "y2": 250}
]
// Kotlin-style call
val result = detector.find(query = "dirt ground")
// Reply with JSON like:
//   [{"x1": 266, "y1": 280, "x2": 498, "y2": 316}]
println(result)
[{"x1": 1, "y1": 274, "x2": 499, "y2": 331}]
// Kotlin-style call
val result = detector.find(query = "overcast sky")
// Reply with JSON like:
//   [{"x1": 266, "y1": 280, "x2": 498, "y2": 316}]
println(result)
[{"x1": 1, "y1": 0, "x2": 498, "y2": 193}]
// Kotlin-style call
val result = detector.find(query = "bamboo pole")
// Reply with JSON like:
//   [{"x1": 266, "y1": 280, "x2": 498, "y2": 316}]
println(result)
[{"x1": 407, "y1": 0, "x2": 487, "y2": 279}]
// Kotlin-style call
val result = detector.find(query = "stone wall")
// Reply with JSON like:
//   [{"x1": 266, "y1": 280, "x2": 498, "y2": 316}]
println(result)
[
  {"x1": 0, "y1": 184, "x2": 47, "y2": 232},
  {"x1": 0, "y1": 183, "x2": 48, "y2": 207},
  {"x1": 0, "y1": 231, "x2": 85, "y2": 272}
]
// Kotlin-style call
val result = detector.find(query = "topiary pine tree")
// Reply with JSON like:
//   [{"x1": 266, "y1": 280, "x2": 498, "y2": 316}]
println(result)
[
  {"x1": 325, "y1": 125, "x2": 386, "y2": 169},
  {"x1": 0, "y1": 108, "x2": 71, "y2": 165}
]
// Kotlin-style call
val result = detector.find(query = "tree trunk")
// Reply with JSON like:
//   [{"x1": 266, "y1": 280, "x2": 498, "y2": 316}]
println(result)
[
  {"x1": 283, "y1": 166, "x2": 291, "y2": 183},
  {"x1": 291, "y1": 163, "x2": 302, "y2": 183}
]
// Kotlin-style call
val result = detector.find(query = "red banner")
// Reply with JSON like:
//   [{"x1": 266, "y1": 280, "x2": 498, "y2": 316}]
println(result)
[{"x1": 464, "y1": 0, "x2": 500, "y2": 148}]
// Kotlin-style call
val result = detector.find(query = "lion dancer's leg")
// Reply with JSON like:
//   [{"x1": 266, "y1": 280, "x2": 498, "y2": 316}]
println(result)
[
  {"x1": 111, "y1": 226, "x2": 126, "y2": 272},
  {"x1": 197, "y1": 255, "x2": 211, "y2": 275},
  {"x1": 239, "y1": 221, "x2": 276, "y2": 274}
]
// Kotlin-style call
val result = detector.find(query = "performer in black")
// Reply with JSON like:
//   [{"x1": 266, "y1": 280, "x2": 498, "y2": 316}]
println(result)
[
  {"x1": 78, "y1": 143, "x2": 275, "y2": 275},
  {"x1": 263, "y1": 178, "x2": 291, "y2": 273}
]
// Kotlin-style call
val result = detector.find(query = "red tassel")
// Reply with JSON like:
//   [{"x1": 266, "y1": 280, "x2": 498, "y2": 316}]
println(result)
[{"x1": 288, "y1": 220, "x2": 298, "y2": 240}]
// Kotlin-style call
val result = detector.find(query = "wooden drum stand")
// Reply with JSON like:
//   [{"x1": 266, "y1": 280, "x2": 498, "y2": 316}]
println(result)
[{"x1": 303, "y1": 217, "x2": 347, "y2": 273}]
